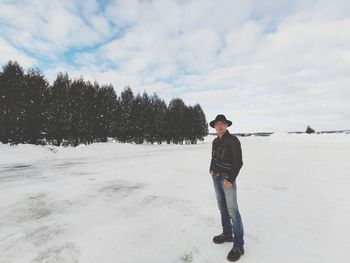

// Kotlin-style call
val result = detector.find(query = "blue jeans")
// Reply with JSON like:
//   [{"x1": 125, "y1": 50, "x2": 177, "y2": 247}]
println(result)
[{"x1": 212, "y1": 175, "x2": 244, "y2": 247}]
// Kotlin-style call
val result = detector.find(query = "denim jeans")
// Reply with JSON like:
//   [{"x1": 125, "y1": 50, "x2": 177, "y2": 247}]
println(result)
[{"x1": 212, "y1": 174, "x2": 244, "y2": 247}]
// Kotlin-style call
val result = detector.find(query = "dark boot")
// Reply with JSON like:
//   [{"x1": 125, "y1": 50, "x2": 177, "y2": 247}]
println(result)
[
  {"x1": 227, "y1": 246, "x2": 244, "y2": 262},
  {"x1": 212, "y1": 233, "x2": 233, "y2": 244}
]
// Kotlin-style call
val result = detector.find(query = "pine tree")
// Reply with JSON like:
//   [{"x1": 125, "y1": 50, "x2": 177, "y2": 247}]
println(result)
[
  {"x1": 150, "y1": 93, "x2": 167, "y2": 144},
  {"x1": 306, "y1": 125, "x2": 315, "y2": 134},
  {"x1": 131, "y1": 93, "x2": 144, "y2": 144},
  {"x1": 193, "y1": 103, "x2": 208, "y2": 142},
  {"x1": 47, "y1": 72, "x2": 71, "y2": 146},
  {"x1": 0, "y1": 61, "x2": 26, "y2": 144},
  {"x1": 83, "y1": 81, "x2": 99, "y2": 144},
  {"x1": 166, "y1": 98, "x2": 186, "y2": 144},
  {"x1": 23, "y1": 67, "x2": 50, "y2": 144},
  {"x1": 118, "y1": 86, "x2": 134, "y2": 143},
  {"x1": 96, "y1": 84, "x2": 118, "y2": 142},
  {"x1": 141, "y1": 91, "x2": 152, "y2": 143},
  {"x1": 0, "y1": 60, "x2": 209, "y2": 146},
  {"x1": 67, "y1": 78, "x2": 83, "y2": 146},
  {"x1": 183, "y1": 105, "x2": 195, "y2": 144}
]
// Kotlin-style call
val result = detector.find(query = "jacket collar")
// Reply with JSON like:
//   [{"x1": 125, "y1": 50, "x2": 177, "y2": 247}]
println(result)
[{"x1": 217, "y1": 129, "x2": 230, "y2": 140}]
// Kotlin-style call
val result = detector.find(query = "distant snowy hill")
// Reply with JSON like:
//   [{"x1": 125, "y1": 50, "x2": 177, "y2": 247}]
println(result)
[{"x1": 1, "y1": 133, "x2": 349, "y2": 263}]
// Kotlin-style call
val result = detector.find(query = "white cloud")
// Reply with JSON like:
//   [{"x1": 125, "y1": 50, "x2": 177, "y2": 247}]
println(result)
[
  {"x1": 0, "y1": 37, "x2": 36, "y2": 68},
  {"x1": 0, "y1": 0, "x2": 111, "y2": 56},
  {"x1": 0, "y1": 0, "x2": 349, "y2": 132}
]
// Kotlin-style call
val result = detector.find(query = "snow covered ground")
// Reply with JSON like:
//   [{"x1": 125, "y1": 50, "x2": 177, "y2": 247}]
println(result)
[{"x1": 1, "y1": 133, "x2": 349, "y2": 263}]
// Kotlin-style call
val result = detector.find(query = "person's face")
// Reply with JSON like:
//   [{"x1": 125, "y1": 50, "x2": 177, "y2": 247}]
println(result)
[{"x1": 214, "y1": 121, "x2": 228, "y2": 134}]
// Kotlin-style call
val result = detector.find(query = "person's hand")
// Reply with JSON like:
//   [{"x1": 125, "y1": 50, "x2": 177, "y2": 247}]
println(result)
[
  {"x1": 223, "y1": 179, "x2": 232, "y2": 189},
  {"x1": 209, "y1": 170, "x2": 214, "y2": 175}
]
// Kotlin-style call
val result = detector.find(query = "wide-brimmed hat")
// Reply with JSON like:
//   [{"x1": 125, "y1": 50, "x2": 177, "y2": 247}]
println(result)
[{"x1": 209, "y1": 114, "x2": 232, "y2": 128}]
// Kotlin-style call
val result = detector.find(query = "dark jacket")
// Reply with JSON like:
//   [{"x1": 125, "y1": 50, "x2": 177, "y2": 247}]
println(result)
[{"x1": 209, "y1": 130, "x2": 243, "y2": 183}]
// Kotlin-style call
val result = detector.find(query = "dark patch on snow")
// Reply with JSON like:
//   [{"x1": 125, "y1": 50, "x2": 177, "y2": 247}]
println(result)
[
  {"x1": 1, "y1": 193, "x2": 81, "y2": 262},
  {"x1": 32, "y1": 242, "x2": 80, "y2": 263},
  {"x1": 71, "y1": 171, "x2": 95, "y2": 176},
  {"x1": 52, "y1": 161, "x2": 86, "y2": 169},
  {"x1": 180, "y1": 251, "x2": 194, "y2": 263},
  {"x1": 0, "y1": 164, "x2": 42, "y2": 182},
  {"x1": 142, "y1": 194, "x2": 158, "y2": 201},
  {"x1": 15, "y1": 193, "x2": 52, "y2": 222},
  {"x1": 141, "y1": 194, "x2": 198, "y2": 217},
  {"x1": 99, "y1": 180, "x2": 145, "y2": 199},
  {"x1": 25, "y1": 224, "x2": 65, "y2": 247},
  {"x1": 10, "y1": 164, "x2": 32, "y2": 169},
  {"x1": 180, "y1": 247, "x2": 199, "y2": 263},
  {"x1": 100, "y1": 184, "x2": 143, "y2": 192},
  {"x1": 0, "y1": 164, "x2": 34, "y2": 173},
  {"x1": 271, "y1": 186, "x2": 288, "y2": 191}
]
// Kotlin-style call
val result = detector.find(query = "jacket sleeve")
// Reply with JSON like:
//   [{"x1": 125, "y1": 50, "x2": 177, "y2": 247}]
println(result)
[{"x1": 224, "y1": 136, "x2": 243, "y2": 183}]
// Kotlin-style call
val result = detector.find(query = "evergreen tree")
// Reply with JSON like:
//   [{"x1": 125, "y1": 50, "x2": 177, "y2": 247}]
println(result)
[
  {"x1": 306, "y1": 125, "x2": 315, "y2": 134},
  {"x1": 183, "y1": 105, "x2": 196, "y2": 144},
  {"x1": 149, "y1": 93, "x2": 167, "y2": 144},
  {"x1": 111, "y1": 90, "x2": 121, "y2": 139},
  {"x1": 67, "y1": 78, "x2": 100, "y2": 146},
  {"x1": 0, "y1": 61, "x2": 26, "y2": 144},
  {"x1": 140, "y1": 91, "x2": 152, "y2": 143},
  {"x1": 193, "y1": 103, "x2": 208, "y2": 142},
  {"x1": 96, "y1": 84, "x2": 118, "y2": 142},
  {"x1": 130, "y1": 91, "x2": 153, "y2": 144},
  {"x1": 0, "y1": 60, "x2": 209, "y2": 147},
  {"x1": 67, "y1": 78, "x2": 84, "y2": 146},
  {"x1": 166, "y1": 98, "x2": 186, "y2": 144},
  {"x1": 131, "y1": 93, "x2": 144, "y2": 144},
  {"x1": 47, "y1": 72, "x2": 71, "y2": 146},
  {"x1": 83, "y1": 81, "x2": 99, "y2": 144},
  {"x1": 23, "y1": 68, "x2": 50, "y2": 144},
  {"x1": 118, "y1": 86, "x2": 134, "y2": 143}
]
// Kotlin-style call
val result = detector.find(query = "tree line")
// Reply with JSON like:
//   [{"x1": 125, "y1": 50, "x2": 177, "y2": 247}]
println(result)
[{"x1": 0, "y1": 61, "x2": 208, "y2": 146}]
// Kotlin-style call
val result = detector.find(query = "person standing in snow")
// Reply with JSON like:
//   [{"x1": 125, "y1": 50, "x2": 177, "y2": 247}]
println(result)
[{"x1": 209, "y1": 114, "x2": 245, "y2": 262}]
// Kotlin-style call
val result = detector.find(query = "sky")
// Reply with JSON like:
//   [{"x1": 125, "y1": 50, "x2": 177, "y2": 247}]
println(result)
[{"x1": 0, "y1": 0, "x2": 349, "y2": 132}]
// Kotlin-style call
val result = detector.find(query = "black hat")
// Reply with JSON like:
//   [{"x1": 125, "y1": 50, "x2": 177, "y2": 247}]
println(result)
[{"x1": 210, "y1": 114, "x2": 232, "y2": 128}]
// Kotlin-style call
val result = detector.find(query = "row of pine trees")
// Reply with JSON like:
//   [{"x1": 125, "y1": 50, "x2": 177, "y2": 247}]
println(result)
[{"x1": 0, "y1": 61, "x2": 208, "y2": 146}]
